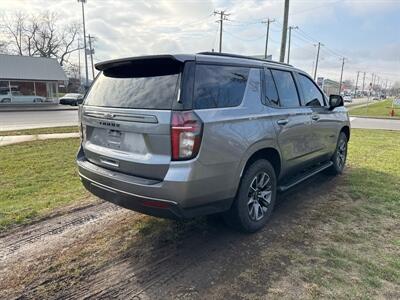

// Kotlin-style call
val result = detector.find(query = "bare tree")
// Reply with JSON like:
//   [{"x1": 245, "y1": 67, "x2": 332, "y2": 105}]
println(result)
[
  {"x1": 0, "y1": 41, "x2": 8, "y2": 54},
  {"x1": 1, "y1": 12, "x2": 25, "y2": 55},
  {"x1": 1, "y1": 11, "x2": 81, "y2": 66}
]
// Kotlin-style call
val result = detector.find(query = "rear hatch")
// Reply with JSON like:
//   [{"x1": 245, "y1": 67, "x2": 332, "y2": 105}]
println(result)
[{"x1": 81, "y1": 55, "x2": 193, "y2": 180}]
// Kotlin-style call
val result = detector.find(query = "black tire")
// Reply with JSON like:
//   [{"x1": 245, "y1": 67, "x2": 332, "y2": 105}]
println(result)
[
  {"x1": 327, "y1": 132, "x2": 348, "y2": 175},
  {"x1": 223, "y1": 159, "x2": 277, "y2": 233}
]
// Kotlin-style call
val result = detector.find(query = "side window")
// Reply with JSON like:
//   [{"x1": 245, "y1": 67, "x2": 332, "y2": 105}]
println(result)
[
  {"x1": 264, "y1": 69, "x2": 279, "y2": 106},
  {"x1": 298, "y1": 74, "x2": 325, "y2": 107},
  {"x1": 194, "y1": 65, "x2": 249, "y2": 109},
  {"x1": 270, "y1": 69, "x2": 300, "y2": 107}
]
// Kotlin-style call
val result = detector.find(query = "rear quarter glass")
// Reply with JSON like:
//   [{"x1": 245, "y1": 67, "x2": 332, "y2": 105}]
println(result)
[{"x1": 193, "y1": 64, "x2": 250, "y2": 109}]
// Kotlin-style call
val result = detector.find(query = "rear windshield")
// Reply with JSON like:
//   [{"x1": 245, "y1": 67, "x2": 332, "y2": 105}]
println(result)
[{"x1": 85, "y1": 64, "x2": 180, "y2": 109}]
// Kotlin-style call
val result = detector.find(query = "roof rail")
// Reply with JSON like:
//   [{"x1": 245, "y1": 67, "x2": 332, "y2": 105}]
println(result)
[{"x1": 197, "y1": 52, "x2": 293, "y2": 67}]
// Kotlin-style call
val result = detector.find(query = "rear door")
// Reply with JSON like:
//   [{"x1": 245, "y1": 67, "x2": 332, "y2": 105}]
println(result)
[
  {"x1": 81, "y1": 57, "x2": 188, "y2": 180},
  {"x1": 266, "y1": 68, "x2": 314, "y2": 174}
]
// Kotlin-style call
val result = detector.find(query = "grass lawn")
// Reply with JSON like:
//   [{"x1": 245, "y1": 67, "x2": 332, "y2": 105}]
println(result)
[
  {"x1": 0, "y1": 129, "x2": 399, "y2": 298},
  {"x1": 269, "y1": 129, "x2": 400, "y2": 298},
  {"x1": 0, "y1": 126, "x2": 79, "y2": 136},
  {"x1": 0, "y1": 138, "x2": 89, "y2": 231},
  {"x1": 349, "y1": 99, "x2": 400, "y2": 119}
]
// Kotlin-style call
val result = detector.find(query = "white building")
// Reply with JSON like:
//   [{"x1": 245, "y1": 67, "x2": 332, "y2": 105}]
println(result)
[{"x1": 0, "y1": 54, "x2": 67, "y2": 104}]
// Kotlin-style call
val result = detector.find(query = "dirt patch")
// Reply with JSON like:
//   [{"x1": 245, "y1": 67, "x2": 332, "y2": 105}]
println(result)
[{"x1": 0, "y1": 172, "x2": 395, "y2": 299}]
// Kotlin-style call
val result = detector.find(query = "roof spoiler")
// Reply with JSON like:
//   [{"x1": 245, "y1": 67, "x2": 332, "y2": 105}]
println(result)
[{"x1": 95, "y1": 55, "x2": 186, "y2": 71}]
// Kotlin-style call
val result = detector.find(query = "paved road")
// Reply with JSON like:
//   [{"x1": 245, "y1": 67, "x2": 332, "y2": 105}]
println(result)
[
  {"x1": 350, "y1": 117, "x2": 400, "y2": 131},
  {"x1": 1, "y1": 109, "x2": 400, "y2": 132},
  {"x1": 0, "y1": 110, "x2": 78, "y2": 131}
]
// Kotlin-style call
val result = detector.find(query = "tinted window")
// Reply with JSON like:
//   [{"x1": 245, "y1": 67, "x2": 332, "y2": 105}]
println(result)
[
  {"x1": 270, "y1": 70, "x2": 300, "y2": 107},
  {"x1": 264, "y1": 69, "x2": 279, "y2": 106},
  {"x1": 194, "y1": 65, "x2": 249, "y2": 109},
  {"x1": 85, "y1": 72, "x2": 179, "y2": 109},
  {"x1": 298, "y1": 74, "x2": 325, "y2": 107}
]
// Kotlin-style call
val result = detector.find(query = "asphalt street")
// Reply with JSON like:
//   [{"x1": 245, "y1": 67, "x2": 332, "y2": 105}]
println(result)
[
  {"x1": 0, "y1": 110, "x2": 78, "y2": 131},
  {"x1": 349, "y1": 117, "x2": 400, "y2": 131},
  {"x1": 1, "y1": 109, "x2": 400, "y2": 131}
]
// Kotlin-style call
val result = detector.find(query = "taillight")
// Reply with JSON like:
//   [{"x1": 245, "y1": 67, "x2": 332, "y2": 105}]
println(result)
[{"x1": 171, "y1": 111, "x2": 203, "y2": 161}]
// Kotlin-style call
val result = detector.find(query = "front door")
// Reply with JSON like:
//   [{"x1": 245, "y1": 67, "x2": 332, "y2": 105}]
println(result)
[
  {"x1": 265, "y1": 68, "x2": 314, "y2": 176},
  {"x1": 296, "y1": 72, "x2": 338, "y2": 161}
]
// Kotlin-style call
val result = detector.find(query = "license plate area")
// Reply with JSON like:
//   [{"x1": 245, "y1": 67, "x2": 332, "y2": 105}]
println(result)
[
  {"x1": 106, "y1": 129, "x2": 122, "y2": 149},
  {"x1": 87, "y1": 126, "x2": 147, "y2": 155}
]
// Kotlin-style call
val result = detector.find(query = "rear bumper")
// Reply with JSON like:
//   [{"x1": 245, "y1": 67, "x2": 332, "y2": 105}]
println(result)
[{"x1": 77, "y1": 147, "x2": 235, "y2": 219}]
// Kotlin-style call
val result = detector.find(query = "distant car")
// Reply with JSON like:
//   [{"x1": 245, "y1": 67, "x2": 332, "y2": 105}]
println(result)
[
  {"x1": 372, "y1": 96, "x2": 379, "y2": 100},
  {"x1": 0, "y1": 91, "x2": 45, "y2": 104},
  {"x1": 59, "y1": 93, "x2": 84, "y2": 106},
  {"x1": 343, "y1": 95, "x2": 352, "y2": 103}
]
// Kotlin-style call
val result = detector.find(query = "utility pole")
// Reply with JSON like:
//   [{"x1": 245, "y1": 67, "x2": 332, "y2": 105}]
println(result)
[
  {"x1": 361, "y1": 72, "x2": 366, "y2": 96},
  {"x1": 287, "y1": 25, "x2": 298, "y2": 64},
  {"x1": 385, "y1": 79, "x2": 388, "y2": 94},
  {"x1": 370, "y1": 73, "x2": 375, "y2": 97},
  {"x1": 313, "y1": 42, "x2": 323, "y2": 80},
  {"x1": 78, "y1": 38, "x2": 81, "y2": 84},
  {"x1": 87, "y1": 34, "x2": 95, "y2": 80},
  {"x1": 214, "y1": 10, "x2": 230, "y2": 53},
  {"x1": 354, "y1": 71, "x2": 360, "y2": 97},
  {"x1": 372, "y1": 73, "x2": 376, "y2": 93},
  {"x1": 338, "y1": 57, "x2": 345, "y2": 94},
  {"x1": 78, "y1": 0, "x2": 89, "y2": 88},
  {"x1": 279, "y1": 0, "x2": 290, "y2": 62},
  {"x1": 261, "y1": 18, "x2": 275, "y2": 59}
]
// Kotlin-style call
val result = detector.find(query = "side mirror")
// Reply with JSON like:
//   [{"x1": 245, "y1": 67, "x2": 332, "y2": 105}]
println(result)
[{"x1": 329, "y1": 94, "x2": 344, "y2": 110}]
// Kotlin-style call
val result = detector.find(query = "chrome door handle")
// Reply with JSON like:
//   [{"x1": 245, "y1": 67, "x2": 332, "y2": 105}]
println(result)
[
  {"x1": 311, "y1": 114, "x2": 320, "y2": 121},
  {"x1": 277, "y1": 119, "x2": 289, "y2": 126}
]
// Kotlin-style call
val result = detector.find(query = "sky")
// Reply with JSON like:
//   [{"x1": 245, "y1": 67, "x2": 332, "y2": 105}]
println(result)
[{"x1": 1, "y1": 0, "x2": 399, "y2": 86}]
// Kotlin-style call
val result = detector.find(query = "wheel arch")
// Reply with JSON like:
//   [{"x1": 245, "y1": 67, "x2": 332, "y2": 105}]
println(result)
[
  {"x1": 240, "y1": 147, "x2": 282, "y2": 179},
  {"x1": 340, "y1": 125, "x2": 350, "y2": 141}
]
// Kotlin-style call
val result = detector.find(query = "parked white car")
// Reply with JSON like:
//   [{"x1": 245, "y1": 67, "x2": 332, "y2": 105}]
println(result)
[
  {"x1": 0, "y1": 91, "x2": 46, "y2": 104},
  {"x1": 343, "y1": 95, "x2": 352, "y2": 103}
]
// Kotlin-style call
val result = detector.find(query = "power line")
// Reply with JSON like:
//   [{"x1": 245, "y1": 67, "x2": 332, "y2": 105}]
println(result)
[{"x1": 223, "y1": 30, "x2": 266, "y2": 42}]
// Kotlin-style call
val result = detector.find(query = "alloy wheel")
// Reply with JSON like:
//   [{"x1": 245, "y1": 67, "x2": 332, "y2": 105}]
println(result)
[
  {"x1": 247, "y1": 172, "x2": 273, "y2": 221},
  {"x1": 337, "y1": 138, "x2": 347, "y2": 169}
]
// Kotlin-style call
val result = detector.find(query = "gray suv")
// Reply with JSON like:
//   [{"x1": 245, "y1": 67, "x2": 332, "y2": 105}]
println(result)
[{"x1": 77, "y1": 52, "x2": 350, "y2": 232}]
